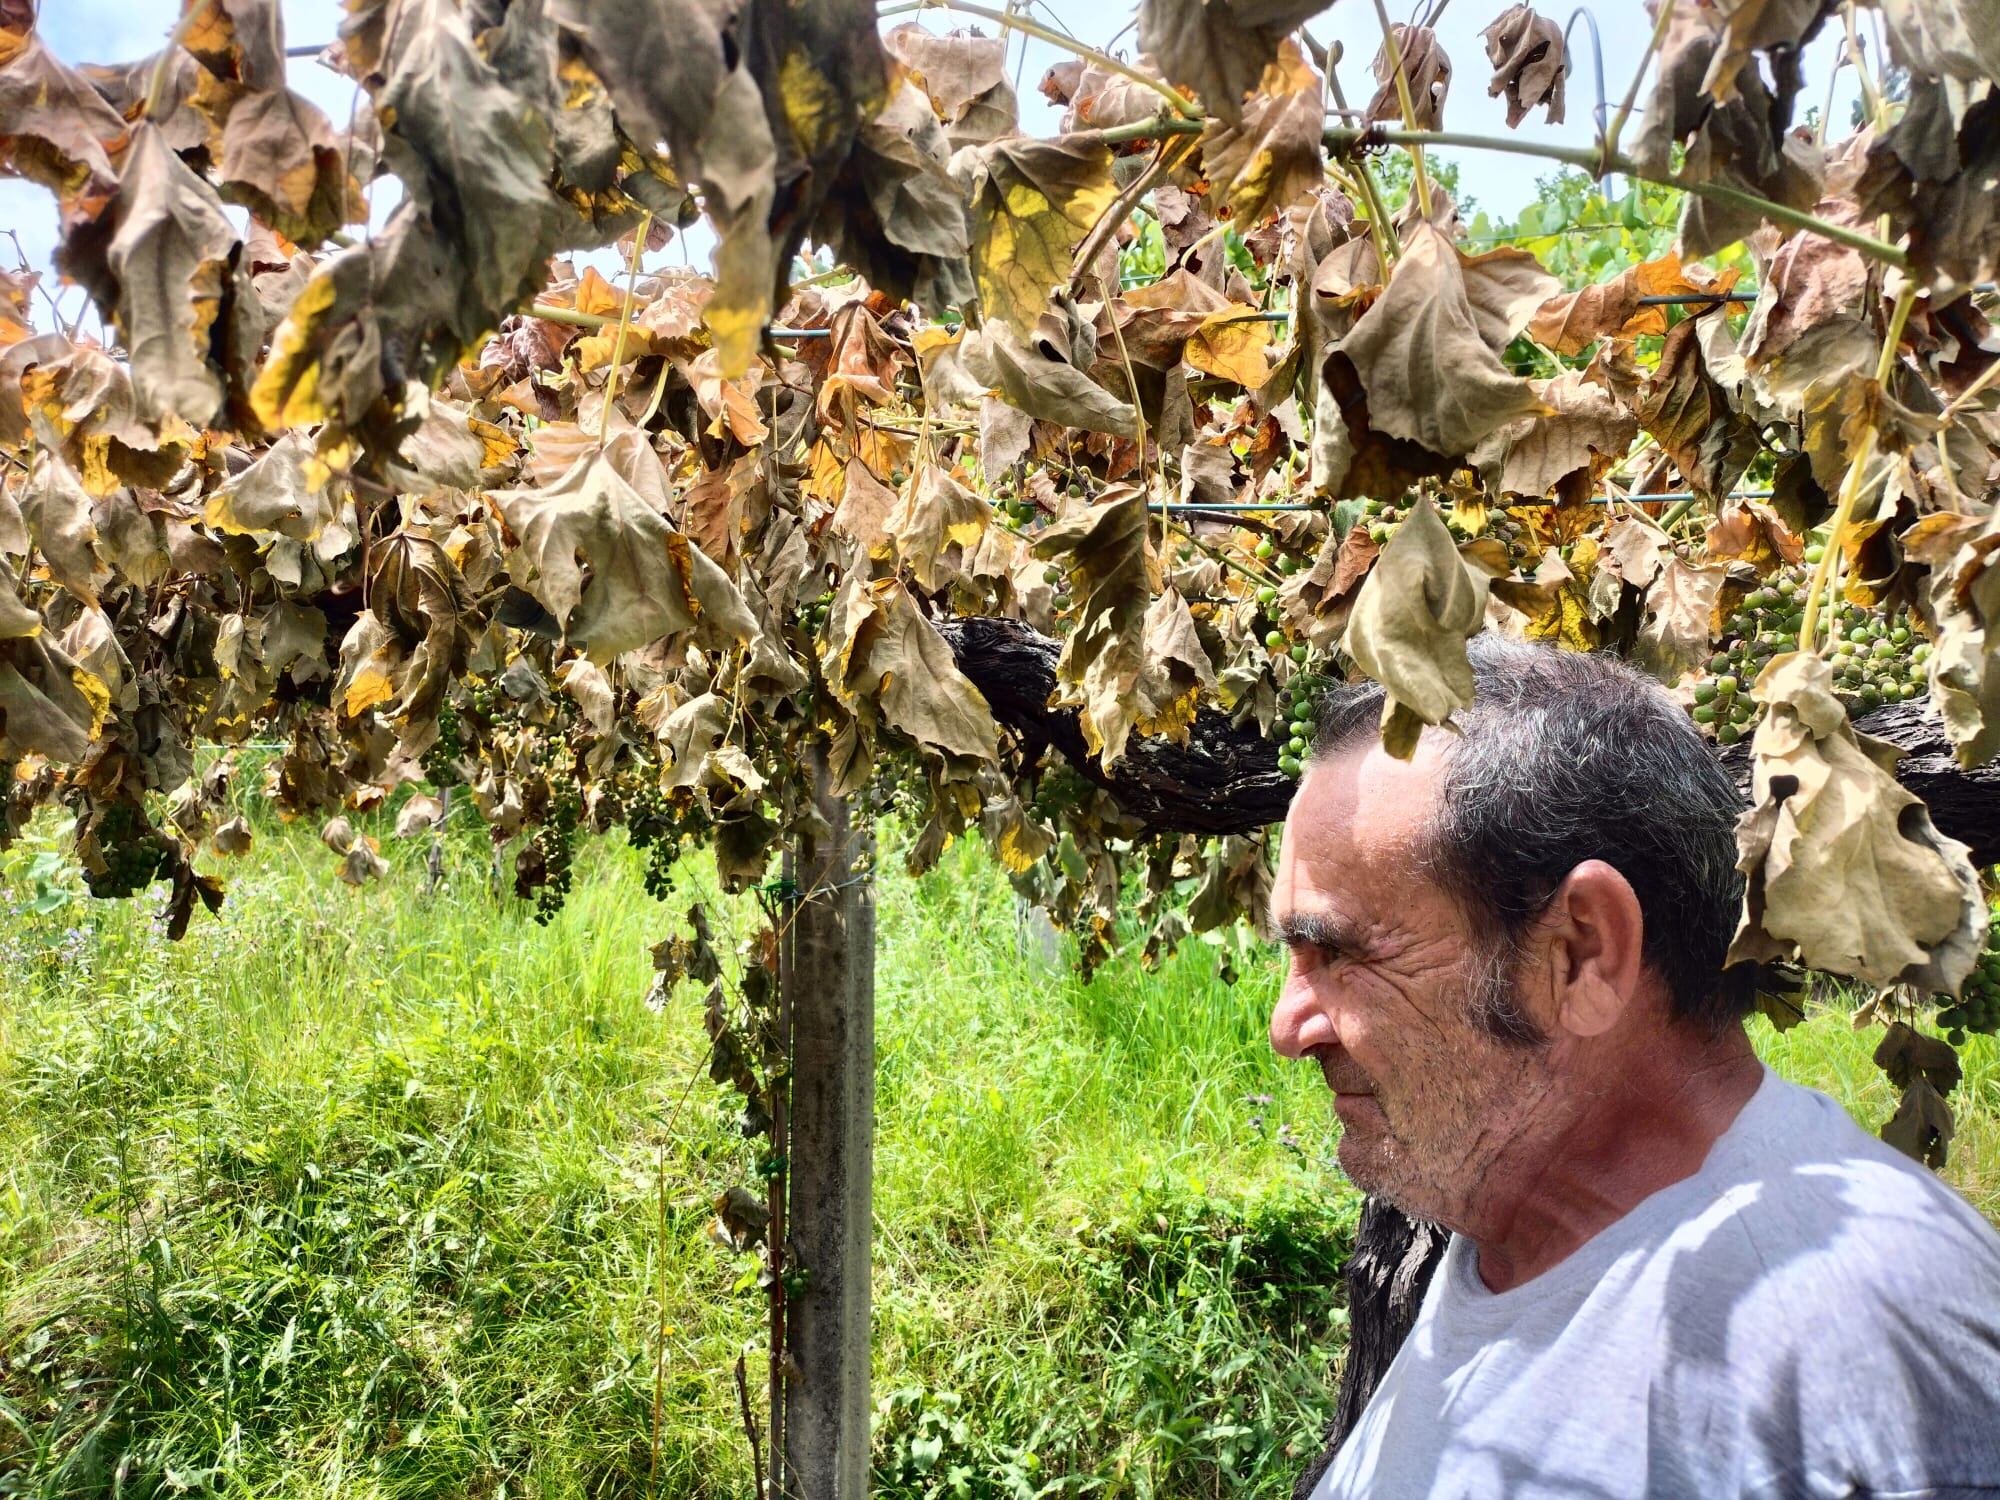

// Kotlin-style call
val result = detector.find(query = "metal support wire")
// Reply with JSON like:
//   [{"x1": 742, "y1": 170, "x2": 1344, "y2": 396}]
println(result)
[
  {"x1": 1638, "y1": 290, "x2": 1756, "y2": 305},
  {"x1": 1563, "y1": 7, "x2": 1614, "y2": 193},
  {"x1": 766, "y1": 310, "x2": 1290, "y2": 339},
  {"x1": 1149, "y1": 488, "x2": 1775, "y2": 513}
]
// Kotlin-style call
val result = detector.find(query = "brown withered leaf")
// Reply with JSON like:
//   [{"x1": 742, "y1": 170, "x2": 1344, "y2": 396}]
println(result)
[
  {"x1": 22, "y1": 451, "x2": 108, "y2": 605},
  {"x1": 1704, "y1": 496, "x2": 1807, "y2": 572},
  {"x1": 1740, "y1": 230, "x2": 1870, "y2": 367},
  {"x1": 1031, "y1": 486, "x2": 1157, "y2": 769},
  {"x1": 1881, "y1": 1078, "x2": 1956, "y2": 1168},
  {"x1": 68, "y1": 123, "x2": 256, "y2": 429},
  {"x1": 320, "y1": 814, "x2": 389, "y2": 885},
  {"x1": 882, "y1": 24, "x2": 1007, "y2": 124},
  {"x1": 1526, "y1": 252, "x2": 1701, "y2": 355},
  {"x1": 1199, "y1": 39, "x2": 1324, "y2": 228},
  {"x1": 1596, "y1": 510, "x2": 1676, "y2": 594},
  {"x1": 980, "y1": 790, "x2": 1056, "y2": 875},
  {"x1": 211, "y1": 814, "x2": 254, "y2": 856},
  {"x1": 1480, "y1": 5, "x2": 1565, "y2": 127},
  {"x1": 1630, "y1": 1, "x2": 1825, "y2": 256},
  {"x1": 1903, "y1": 507, "x2": 2000, "y2": 766},
  {"x1": 364, "y1": 0, "x2": 565, "y2": 358},
  {"x1": 0, "y1": 23, "x2": 126, "y2": 222},
  {"x1": 180, "y1": 0, "x2": 288, "y2": 90},
  {"x1": 205, "y1": 430, "x2": 344, "y2": 542},
  {"x1": 821, "y1": 81, "x2": 974, "y2": 314},
  {"x1": 1339, "y1": 223, "x2": 1550, "y2": 464},
  {"x1": 1727, "y1": 652, "x2": 1985, "y2": 993},
  {"x1": 1699, "y1": 0, "x2": 1831, "y2": 103},
  {"x1": 1281, "y1": 523, "x2": 1380, "y2": 650},
  {"x1": 216, "y1": 86, "x2": 354, "y2": 245},
  {"x1": 1134, "y1": 586, "x2": 1219, "y2": 744},
  {"x1": 495, "y1": 441, "x2": 756, "y2": 663},
  {"x1": 1185, "y1": 308, "x2": 1278, "y2": 389},
  {"x1": 0, "y1": 571, "x2": 99, "y2": 764},
  {"x1": 880, "y1": 464, "x2": 991, "y2": 592},
  {"x1": 831, "y1": 457, "x2": 900, "y2": 554},
  {"x1": 955, "y1": 136, "x2": 1119, "y2": 338},
  {"x1": 394, "y1": 793, "x2": 447, "y2": 839},
  {"x1": 941, "y1": 322, "x2": 1138, "y2": 438},
  {"x1": 1341, "y1": 494, "x2": 1490, "y2": 758},
  {"x1": 1634, "y1": 556, "x2": 1729, "y2": 682},
  {"x1": 827, "y1": 574, "x2": 1000, "y2": 765},
  {"x1": 1875, "y1": 1019, "x2": 1964, "y2": 1095},
  {"x1": 1472, "y1": 371, "x2": 1638, "y2": 499},
  {"x1": 1365, "y1": 25, "x2": 1451, "y2": 129},
  {"x1": 1063, "y1": 62, "x2": 1171, "y2": 133},
  {"x1": 1138, "y1": 0, "x2": 1324, "y2": 123},
  {"x1": 1625, "y1": 314, "x2": 1761, "y2": 502}
]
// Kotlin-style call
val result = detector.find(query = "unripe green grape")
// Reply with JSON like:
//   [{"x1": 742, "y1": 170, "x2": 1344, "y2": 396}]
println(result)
[{"x1": 1264, "y1": 630, "x2": 1286, "y2": 650}]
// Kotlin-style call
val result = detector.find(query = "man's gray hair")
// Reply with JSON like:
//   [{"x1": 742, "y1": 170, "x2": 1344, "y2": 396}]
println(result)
[{"x1": 1308, "y1": 637, "x2": 1753, "y2": 1034}]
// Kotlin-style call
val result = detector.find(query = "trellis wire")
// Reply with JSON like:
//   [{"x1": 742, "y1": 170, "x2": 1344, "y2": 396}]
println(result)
[{"x1": 1151, "y1": 489, "x2": 1775, "y2": 512}]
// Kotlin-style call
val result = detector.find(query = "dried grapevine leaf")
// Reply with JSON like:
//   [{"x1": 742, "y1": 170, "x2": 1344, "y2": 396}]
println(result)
[{"x1": 1341, "y1": 493, "x2": 1490, "y2": 758}]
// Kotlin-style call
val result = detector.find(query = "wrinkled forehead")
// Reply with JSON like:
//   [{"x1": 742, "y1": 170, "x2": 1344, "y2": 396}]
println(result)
[{"x1": 1276, "y1": 737, "x2": 1449, "y2": 895}]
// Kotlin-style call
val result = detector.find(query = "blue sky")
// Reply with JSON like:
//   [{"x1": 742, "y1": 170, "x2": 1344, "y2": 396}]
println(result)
[{"x1": 6, "y1": 0, "x2": 1871, "y2": 325}]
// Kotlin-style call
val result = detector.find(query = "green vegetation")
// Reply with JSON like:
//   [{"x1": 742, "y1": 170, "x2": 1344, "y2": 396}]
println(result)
[
  {"x1": 1, "y1": 807, "x2": 1994, "y2": 1497},
  {"x1": 0, "y1": 810, "x2": 1344, "y2": 1497}
]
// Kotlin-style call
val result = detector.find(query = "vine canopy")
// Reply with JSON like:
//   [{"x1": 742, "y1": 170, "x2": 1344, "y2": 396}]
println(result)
[{"x1": 3, "y1": 0, "x2": 2000, "y2": 1157}]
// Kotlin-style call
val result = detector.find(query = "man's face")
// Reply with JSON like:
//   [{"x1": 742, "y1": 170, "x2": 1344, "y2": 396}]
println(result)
[{"x1": 1268, "y1": 739, "x2": 1561, "y2": 1226}]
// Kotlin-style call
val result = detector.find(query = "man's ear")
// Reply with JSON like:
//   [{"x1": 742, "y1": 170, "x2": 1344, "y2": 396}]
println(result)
[{"x1": 1540, "y1": 859, "x2": 1646, "y2": 1038}]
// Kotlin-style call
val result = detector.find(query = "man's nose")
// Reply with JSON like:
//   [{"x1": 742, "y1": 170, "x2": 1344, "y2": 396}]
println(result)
[{"x1": 1269, "y1": 974, "x2": 1338, "y2": 1059}]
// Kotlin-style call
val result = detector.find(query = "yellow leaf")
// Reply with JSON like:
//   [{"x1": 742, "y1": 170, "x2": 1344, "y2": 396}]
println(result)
[
  {"x1": 1186, "y1": 311, "x2": 1275, "y2": 389},
  {"x1": 964, "y1": 138, "x2": 1118, "y2": 337},
  {"x1": 249, "y1": 263, "x2": 339, "y2": 431}
]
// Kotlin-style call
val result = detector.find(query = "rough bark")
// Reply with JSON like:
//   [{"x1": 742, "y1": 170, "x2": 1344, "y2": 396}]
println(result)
[
  {"x1": 935, "y1": 616, "x2": 1293, "y2": 833},
  {"x1": 942, "y1": 615, "x2": 2000, "y2": 863}
]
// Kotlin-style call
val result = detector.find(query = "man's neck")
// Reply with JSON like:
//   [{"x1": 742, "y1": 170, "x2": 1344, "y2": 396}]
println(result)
[{"x1": 1457, "y1": 1025, "x2": 1766, "y2": 1294}]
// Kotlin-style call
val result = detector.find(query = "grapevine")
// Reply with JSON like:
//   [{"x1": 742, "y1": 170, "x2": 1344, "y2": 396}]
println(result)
[{"x1": 1688, "y1": 556, "x2": 1927, "y2": 746}]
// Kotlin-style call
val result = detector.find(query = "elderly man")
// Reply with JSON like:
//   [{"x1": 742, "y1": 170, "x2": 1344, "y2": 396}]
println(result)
[{"x1": 1271, "y1": 637, "x2": 2000, "y2": 1498}]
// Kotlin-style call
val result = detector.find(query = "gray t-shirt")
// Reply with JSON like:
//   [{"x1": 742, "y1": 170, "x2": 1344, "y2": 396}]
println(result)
[{"x1": 1312, "y1": 1066, "x2": 2000, "y2": 1499}]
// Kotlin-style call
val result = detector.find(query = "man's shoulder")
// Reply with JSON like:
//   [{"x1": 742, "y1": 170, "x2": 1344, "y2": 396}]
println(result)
[{"x1": 1696, "y1": 1073, "x2": 2000, "y2": 1329}]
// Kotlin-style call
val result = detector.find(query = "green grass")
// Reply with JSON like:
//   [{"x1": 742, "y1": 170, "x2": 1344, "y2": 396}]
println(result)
[{"x1": 0, "y1": 804, "x2": 1993, "y2": 1498}]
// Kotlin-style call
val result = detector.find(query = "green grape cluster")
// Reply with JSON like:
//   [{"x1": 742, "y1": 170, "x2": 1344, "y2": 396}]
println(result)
[
  {"x1": 85, "y1": 801, "x2": 170, "y2": 898},
  {"x1": 1043, "y1": 564, "x2": 1071, "y2": 612},
  {"x1": 623, "y1": 780, "x2": 681, "y2": 900},
  {"x1": 464, "y1": 678, "x2": 503, "y2": 725},
  {"x1": 1939, "y1": 919, "x2": 2000, "y2": 1046},
  {"x1": 1275, "y1": 678, "x2": 1318, "y2": 780},
  {"x1": 422, "y1": 700, "x2": 463, "y2": 788},
  {"x1": 520, "y1": 785, "x2": 583, "y2": 924},
  {"x1": 1688, "y1": 563, "x2": 1928, "y2": 745},
  {"x1": 1251, "y1": 534, "x2": 1307, "y2": 578},
  {"x1": 1029, "y1": 763, "x2": 1091, "y2": 819},
  {"x1": 798, "y1": 590, "x2": 833, "y2": 637}
]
